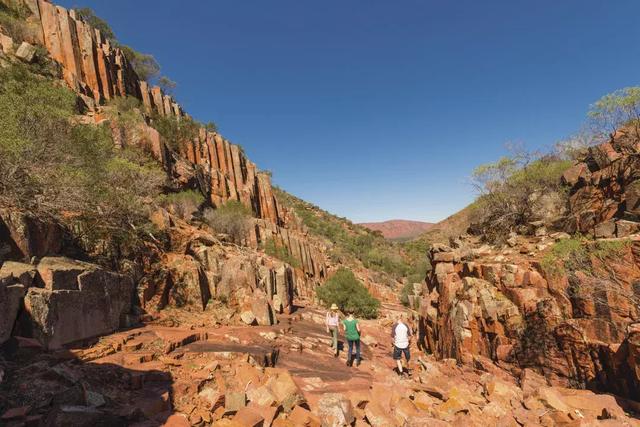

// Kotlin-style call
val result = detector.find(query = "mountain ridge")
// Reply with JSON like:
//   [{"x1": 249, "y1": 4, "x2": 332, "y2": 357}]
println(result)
[{"x1": 359, "y1": 219, "x2": 434, "y2": 240}]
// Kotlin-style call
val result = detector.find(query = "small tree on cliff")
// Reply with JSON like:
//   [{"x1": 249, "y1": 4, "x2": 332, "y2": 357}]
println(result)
[
  {"x1": 316, "y1": 268, "x2": 380, "y2": 319},
  {"x1": 74, "y1": 7, "x2": 164, "y2": 83},
  {"x1": 471, "y1": 146, "x2": 571, "y2": 243},
  {"x1": 74, "y1": 7, "x2": 116, "y2": 41},
  {"x1": 588, "y1": 87, "x2": 640, "y2": 137}
]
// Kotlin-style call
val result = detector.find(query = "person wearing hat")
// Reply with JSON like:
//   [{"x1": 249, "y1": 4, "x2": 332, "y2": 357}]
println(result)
[{"x1": 325, "y1": 303, "x2": 341, "y2": 357}]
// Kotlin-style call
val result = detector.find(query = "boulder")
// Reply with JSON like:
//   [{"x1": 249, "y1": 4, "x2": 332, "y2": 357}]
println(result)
[
  {"x1": 0, "y1": 209, "x2": 64, "y2": 261},
  {"x1": 251, "y1": 296, "x2": 276, "y2": 326},
  {"x1": 0, "y1": 33, "x2": 14, "y2": 55},
  {"x1": 0, "y1": 282, "x2": 25, "y2": 344},
  {"x1": 233, "y1": 406, "x2": 263, "y2": 426},
  {"x1": 224, "y1": 391, "x2": 246, "y2": 414},
  {"x1": 616, "y1": 219, "x2": 640, "y2": 237},
  {"x1": 15, "y1": 42, "x2": 36, "y2": 62},
  {"x1": 239, "y1": 306, "x2": 257, "y2": 325},
  {"x1": 287, "y1": 405, "x2": 321, "y2": 426},
  {"x1": 266, "y1": 369, "x2": 305, "y2": 412},
  {"x1": 22, "y1": 263, "x2": 133, "y2": 349},
  {"x1": 364, "y1": 401, "x2": 395, "y2": 427},
  {"x1": 594, "y1": 220, "x2": 616, "y2": 238},
  {"x1": 246, "y1": 385, "x2": 277, "y2": 407},
  {"x1": 0, "y1": 261, "x2": 37, "y2": 287},
  {"x1": 317, "y1": 393, "x2": 354, "y2": 427},
  {"x1": 36, "y1": 257, "x2": 96, "y2": 290}
]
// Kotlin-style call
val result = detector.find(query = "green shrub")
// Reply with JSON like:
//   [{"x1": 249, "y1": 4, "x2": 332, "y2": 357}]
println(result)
[
  {"x1": 204, "y1": 121, "x2": 218, "y2": 133},
  {"x1": 273, "y1": 187, "x2": 416, "y2": 280},
  {"x1": 105, "y1": 96, "x2": 144, "y2": 139},
  {"x1": 74, "y1": 7, "x2": 116, "y2": 42},
  {"x1": 158, "y1": 76, "x2": 176, "y2": 95},
  {"x1": 0, "y1": 64, "x2": 165, "y2": 263},
  {"x1": 471, "y1": 151, "x2": 571, "y2": 243},
  {"x1": 588, "y1": 87, "x2": 640, "y2": 137},
  {"x1": 157, "y1": 189, "x2": 204, "y2": 220},
  {"x1": 120, "y1": 45, "x2": 160, "y2": 81},
  {"x1": 316, "y1": 267, "x2": 380, "y2": 319},
  {"x1": 262, "y1": 237, "x2": 300, "y2": 268},
  {"x1": 0, "y1": 2, "x2": 31, "y2": 43},
  {"x1": 151, "y1": 113, "x2": 200, "y2": 151},
  {"x1": 540, "y1": 236, "x2": 631, "y2": 277},
  {"x1": 203, "y1": 200, "x2": 251, "y2": 244}
]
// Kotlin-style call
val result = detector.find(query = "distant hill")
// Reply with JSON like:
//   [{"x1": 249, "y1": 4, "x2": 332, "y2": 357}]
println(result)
[{"x1": 359, "y1": 220, "x2": 434, "y2": 241}]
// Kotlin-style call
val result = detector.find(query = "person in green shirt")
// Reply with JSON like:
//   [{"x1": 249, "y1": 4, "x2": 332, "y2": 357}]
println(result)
[{"x1": 341, "y1": 310, "x2": 362, "y2": 367}]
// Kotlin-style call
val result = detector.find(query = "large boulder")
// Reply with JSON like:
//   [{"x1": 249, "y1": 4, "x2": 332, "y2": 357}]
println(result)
[
  {"x1": 317, "y1": 393, "x2": 355, "y2": 427},
  {"x1": 22, "y1": 261, "x2": 133, "y2": 349},
  {"x1": 36, "y1": 257, "x2": 96, "y2": 290}
]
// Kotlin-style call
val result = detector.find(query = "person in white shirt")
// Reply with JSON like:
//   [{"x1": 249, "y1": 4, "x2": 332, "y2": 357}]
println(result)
[
  {"x1": 391, "y1": 313, "x2": 412, "y2": 376},
  {"x1": 325, "y1": 303, "x2": 340, "y2": 357}
]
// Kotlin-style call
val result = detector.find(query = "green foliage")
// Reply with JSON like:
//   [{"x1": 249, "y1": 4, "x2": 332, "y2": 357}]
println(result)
[
  {"x1": 471, "y1": 150, "x2": 571, "y2": 243},
  {"x1": 588, "y1": 87, "x2": 640, "y2": 136},
  {"x1": 273, "y1": 187, "x2": 414, "y2": 280},
  {"x1": 119, "y1": 45, "x2": 160, "y2": 81},
  {"x1": 204, "y1": 121, "x2": 218, "y2": 133},
  {"x1": 203, "y1": 200, "x2": 251, "y2": 244},
  {"x1": 540, "y1": 236, "x2": 631, "y2": 277},
  {"x1": 158, "y1": 75, "x2": 177, "y2": 95},
  {"x1": 105, "y1": 96, "x2": 143, "y2": 131},
  {"x1": 74, "y1": 7, "x2": 116, "y2": 41},
  {"x1": 0, "y1": 1, "x2": 32, "y2": 43},
  {"x1": 262, "y1": 238, "x2": 300, "y2": 268},
  {"x1": 0, "y1": 64, "x2": 165, "y2": 263},
  {"x1": 316, "y1": 268, "x2": 380, "y2": 319},
  {"x1": 157, "y1": 189, "x2": 204, "y2": 220},
  {"x1": 151, "y1": 114, "x2": 200, "y2": 151},
  {"x1": 74, "y1": 7, "x2": 163, "y2": 83}
]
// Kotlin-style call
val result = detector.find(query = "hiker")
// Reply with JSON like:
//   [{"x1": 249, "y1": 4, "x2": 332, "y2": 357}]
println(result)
[
  {"x1": 342, "y1": 310, "x2": 361, "y2": 367},
  {"x1": 325, "y1": 303, "x2": 340, "y2": 356},
  {"x1": 391, "y1": 313, "x2": 412, "y2": 376}
]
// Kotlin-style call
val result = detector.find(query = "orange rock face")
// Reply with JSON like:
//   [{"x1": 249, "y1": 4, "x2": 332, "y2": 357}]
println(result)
[
  {"x1": 563, "y1": 128, "x2": 640, "y2": 237},
  {"x1": 416, "y1": 234, "x2": 640, "y2": 401}
]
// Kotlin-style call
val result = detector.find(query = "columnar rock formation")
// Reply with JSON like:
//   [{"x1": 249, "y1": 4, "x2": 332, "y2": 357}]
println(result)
[
  {"x1": 0, "y1": 0, "x2": 331, "y2": 351},
  {"x1": 1, "y1": 0, "x2": 328, "y2": 278},
  {"x1": 27, "y1": 0, "x2": 289, "y2": 229},
  {"x1": 36, "y1": 0, "x2": 181, "y2": 115}
]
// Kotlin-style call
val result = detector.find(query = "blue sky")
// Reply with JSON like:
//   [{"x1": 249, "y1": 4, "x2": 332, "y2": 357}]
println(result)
[{"x1": 59, "y1": 0, "x2": 640, "y2": 222}]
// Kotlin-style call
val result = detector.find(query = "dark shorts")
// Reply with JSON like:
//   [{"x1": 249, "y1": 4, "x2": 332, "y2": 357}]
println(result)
[{"x1": 393, "y1": 345, "x2": 410, "y2": 361}]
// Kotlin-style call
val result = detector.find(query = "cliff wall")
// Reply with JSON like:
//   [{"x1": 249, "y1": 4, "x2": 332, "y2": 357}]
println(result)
[{"x1": 4, "y1": 0, "x2": 328, "y2": 280}]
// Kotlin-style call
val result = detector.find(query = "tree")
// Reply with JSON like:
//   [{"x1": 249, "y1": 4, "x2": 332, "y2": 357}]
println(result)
[
  {"x1": 158, "y1": 76, "x2": 177, "y2": 95},
  {"x1": 74, "y1": 7, "x2": 116, "y2": 41},
  {"x1": 316, "y1": 268, "x2": 380, "y2": 318},
  {"x1": 470, "y1": 146, "x2": 571, "y2": 243},
  {"x1": 151, "y1": 113, "x2": 200, "y2": 151},
  {"x1": 0, "y1": 64, "x2": 165, "y2": 265},
  {"x1": 204, "y1": 121, "x2": 218, "y2": 133},
  {"x1": 588, "y1": 87, "x2": 640, "y2": 137},
  {"x1": 120, "y1": 45, "x2": 160, "y2": 81}
]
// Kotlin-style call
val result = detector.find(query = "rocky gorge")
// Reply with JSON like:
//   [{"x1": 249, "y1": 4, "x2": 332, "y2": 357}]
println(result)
[{"x1": 1, "y1": 0, "x2": 640, "y2": 426}]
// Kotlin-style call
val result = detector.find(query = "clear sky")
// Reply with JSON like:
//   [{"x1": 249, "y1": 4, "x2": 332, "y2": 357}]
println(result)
[{"x1": 59, "y1": 0, "x2": 640, "y2": 222}]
